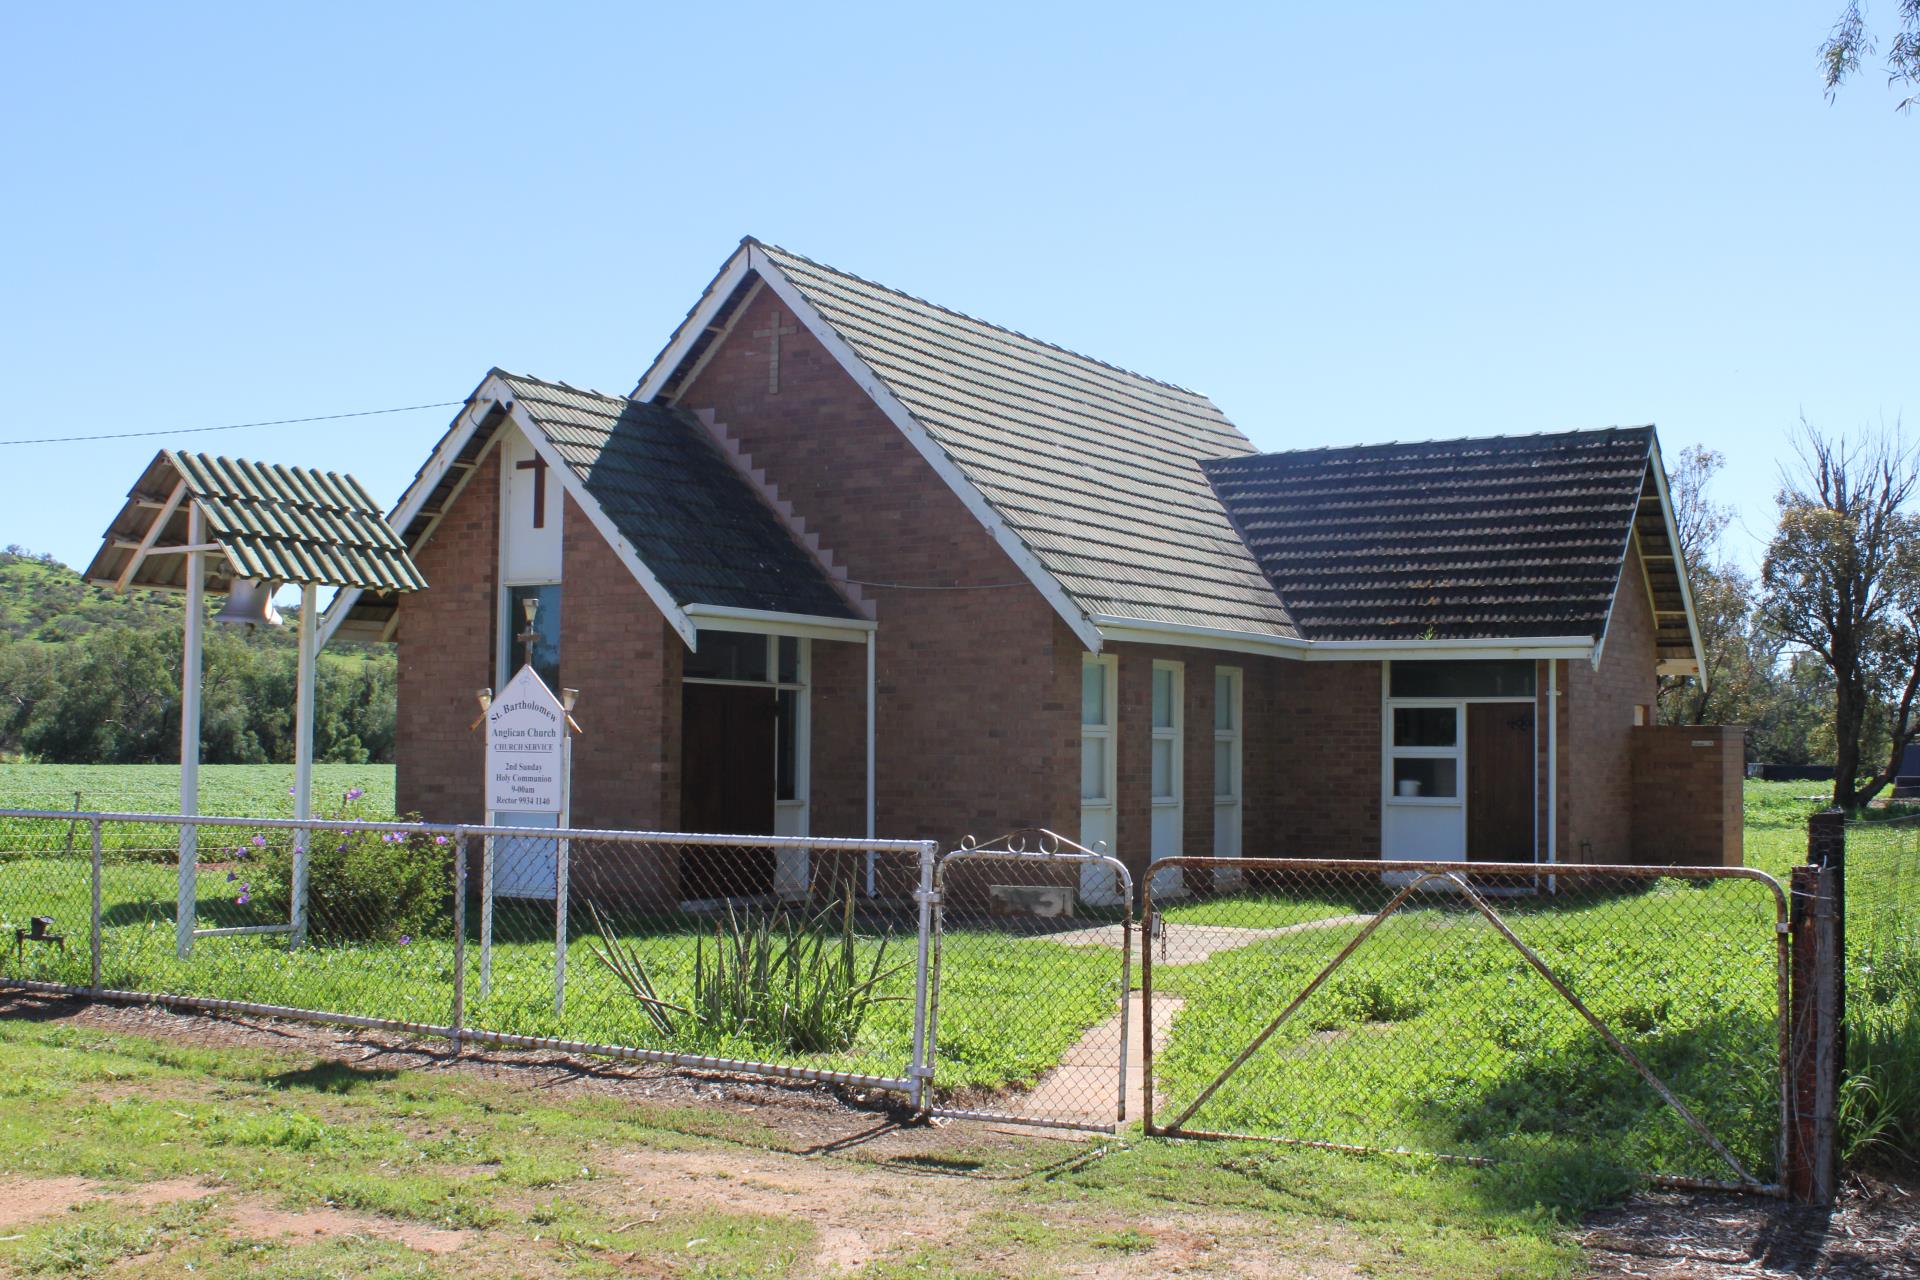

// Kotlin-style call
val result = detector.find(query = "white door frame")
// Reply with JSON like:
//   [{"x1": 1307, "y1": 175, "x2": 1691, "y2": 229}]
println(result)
[
  {"x1": 1079, "y1": 653, "x2": 1120, "y2": 905},
  {"x1": 1213, "y1": 665, "x2": 1243, "y2": 888},
  {"x1": 1150, "y1": 659, "x2": 1185, "y2": 898}
]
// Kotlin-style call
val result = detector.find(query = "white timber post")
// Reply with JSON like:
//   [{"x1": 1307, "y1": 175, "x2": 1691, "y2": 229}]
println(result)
[
  {"x1": 291, "y1": 581, "x2": 317, "y2": 948},
  {"x1": 554, "y1": 728, "x2": 571, "y2": 1017},
  {"x1": 864, "y1": 628, "x2": 877, "y2": 896},
  {"x1": 176, "y1": 504, "x2": 204, "y2": 959}
]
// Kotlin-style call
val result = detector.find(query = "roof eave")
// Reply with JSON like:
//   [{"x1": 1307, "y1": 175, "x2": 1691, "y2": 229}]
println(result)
[{"x1": 1089, "y1": 613, "x2": 1596, "y2": 662}]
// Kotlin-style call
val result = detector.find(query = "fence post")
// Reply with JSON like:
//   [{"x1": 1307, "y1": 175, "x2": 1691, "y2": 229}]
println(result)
[
  {"x1": 1786, "y1": 862, "x2": 1840, "y2": 1204},
  {"x1": 1807, "y1": 808, "x2": 1846, "y2": 1090},
  {"x1": 908, "y1": 843, "x2": 938, "y2": 1113},
  {"x1": 451, "y1": 833, "x2": 467, "y2": 1055},
  {"x1": 88, "y1": 818, "x2": 102, "y2": 995}
]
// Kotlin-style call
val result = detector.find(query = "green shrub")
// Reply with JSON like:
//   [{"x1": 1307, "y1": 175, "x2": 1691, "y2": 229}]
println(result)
[
  {"x1": 251, "y1": 789, "x2": 448, "y2": 945},
  {"x1": 588, "y1": 887, "x2": 908, "y2": 1055}
]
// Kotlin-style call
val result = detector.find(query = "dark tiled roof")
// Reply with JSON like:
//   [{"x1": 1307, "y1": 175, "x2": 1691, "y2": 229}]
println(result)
[
  {"x1": 495, "y1": 372, "x2": 858, "y2": 620},
  {"x1": 86, "y1": 450, "x2": 426, "y2": 594},
  {"x1": 1203, "y1": 428, "x2": 1660, "y2": 642},
  {"x1": 749, "y1": 243, "x2": 1298, "y2": 637}
]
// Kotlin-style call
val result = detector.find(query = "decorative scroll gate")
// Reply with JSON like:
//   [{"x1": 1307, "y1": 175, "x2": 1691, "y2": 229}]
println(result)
[
  {"x1": 926, "y1": 832, "x2": 1136, "y2": 1133},
  {"x1": 1142, "y1": 857, "x2": 1792, "y2": 1192}
]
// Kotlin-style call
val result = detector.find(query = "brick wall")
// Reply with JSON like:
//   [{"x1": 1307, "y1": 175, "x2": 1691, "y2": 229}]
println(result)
[
  {"x1": 1259, "y1": 659, "x2": 1383, "y2": 856},
  {"x1": 393, "y1": 447, "x2": 500, "y2": 824},
  {"x1": 1563, "y1": 541, "x2": 1660, "y2": 863},
  {"x1": 679, "y1": 282, "x2": 1079, "y2": 848},
  {"x1": 1630, "y1": 724, "x2": 1746, "y2": 866}
]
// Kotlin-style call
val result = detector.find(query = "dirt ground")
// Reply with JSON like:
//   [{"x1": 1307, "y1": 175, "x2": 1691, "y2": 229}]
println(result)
[{"x1": 3, "y1": 993, "x2": 1917, "y2": 1278}]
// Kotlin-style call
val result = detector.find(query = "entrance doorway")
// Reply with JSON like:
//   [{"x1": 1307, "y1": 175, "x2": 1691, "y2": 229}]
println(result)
[
  {"x1": 680, "y1": 683, "x2": 777, "y2": 896},
  {"x1": 1466, "y1": 703, "x2": 1535, "y2": 861}
]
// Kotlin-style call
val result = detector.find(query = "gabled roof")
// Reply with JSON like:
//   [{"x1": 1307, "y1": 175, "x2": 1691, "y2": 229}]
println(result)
[
  {"x1": 638, "y1": 239, "x2": 1297, "y2": 645},
  {"x1": 85, "y1": 450, "x2": 425, "y2": 595},
  {"x1": 322, "y1": 370, "x2": 860, "y2": 644},
  {"x1": 497, "y1": 372, "x2": 858, "y2": 620},
  {"x1": 1202, "y1": 427, "x2": 1702, "y2": 667}
]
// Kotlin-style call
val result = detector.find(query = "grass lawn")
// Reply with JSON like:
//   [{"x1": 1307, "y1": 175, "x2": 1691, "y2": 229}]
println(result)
[
  {"x1": 0, "y1": 1010, "x2": 1589, "y2": 1279},
  {"x1": 0, "y1": 763, "x2": 397, "y2": 822}
]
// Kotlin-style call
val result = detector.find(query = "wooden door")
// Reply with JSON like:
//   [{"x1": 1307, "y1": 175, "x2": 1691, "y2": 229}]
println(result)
[
  {"x1": 679, "y1": 684, "x2": 777, "y2": 896},
  {"x1": 1466, "y1": 703, "x2": 1535, "y2": 863}
]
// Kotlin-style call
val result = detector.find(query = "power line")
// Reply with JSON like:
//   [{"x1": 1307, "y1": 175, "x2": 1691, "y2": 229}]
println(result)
[{"x1": 0, "y1": 400, "x2": 463, "y2": 447}]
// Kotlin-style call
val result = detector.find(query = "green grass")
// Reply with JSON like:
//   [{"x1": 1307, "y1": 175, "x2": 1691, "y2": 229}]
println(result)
[
  {"x1": 0, "y1": 763, "x2": 397, "y2": 821},
  {"x1": 0, "y1": 851, "x2": 1118, "y2": 1094},
  {"x1": 0, "y1": 1015, "x2": 1589, "y2": 1278}
]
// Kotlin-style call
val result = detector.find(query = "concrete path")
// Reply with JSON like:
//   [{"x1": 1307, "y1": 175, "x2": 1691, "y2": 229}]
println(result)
[
  {"x1": 994, "y1": 991, "x2": 1181, "y2": 1132},
  {"x1": 1042, "y1": 913, "x2": 1374, "y2": 962}
]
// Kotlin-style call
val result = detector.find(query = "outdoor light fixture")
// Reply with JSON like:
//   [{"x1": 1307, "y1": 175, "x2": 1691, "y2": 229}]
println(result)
[
  {"x1": 560, "y1": 688, "x2": 579, "y2": 712},
  {"x1": 212, "y1": 578, "x2": 284, "y2": 629},
  {"x1": 476, "y1": 688, "x2": 493, "y2": 714}
]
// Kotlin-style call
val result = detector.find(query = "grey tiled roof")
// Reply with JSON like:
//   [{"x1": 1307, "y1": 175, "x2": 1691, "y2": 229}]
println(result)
[
  {"x1": 86, "y1": 450, "x2": 426, "y2": 594},
  {"x1": 495, "y1": 372, "x2": 858, "y2": 620},
  {"x1": 1203, "y1": 428, "x2": 1662, "y2": 642},
  {"x1": 754, "y1": 243, "x2": 1298, "y2": 638}
]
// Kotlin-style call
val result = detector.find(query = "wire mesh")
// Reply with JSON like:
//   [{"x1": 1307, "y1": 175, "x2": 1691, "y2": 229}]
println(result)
[
  {"x1": 928, "y1": 840, "x2": 1134, "y2": 1132},
  {"x1": 0, "y1": 811, "x2": 936, "y2": 1095},
  {"x1": 470, "y1": 831, "x2": 928, "y2": 1089},
  {"x1": 1839, "y1": 813, "x2": 1920, "y2": 1094},
  {"x1": 1143, "y1": 858, "x2": 1788, "y2": 1188}
]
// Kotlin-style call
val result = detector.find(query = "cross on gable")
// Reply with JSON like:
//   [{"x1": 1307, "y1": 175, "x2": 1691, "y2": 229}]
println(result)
[
  {"x1": 515, "y1": 451, "x2": 549, "y2": 529},
  {"x1": 754, "y1": 310, "x2": 798, "y2": 394}
]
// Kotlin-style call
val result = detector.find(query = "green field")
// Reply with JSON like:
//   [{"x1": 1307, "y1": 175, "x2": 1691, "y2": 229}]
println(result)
[{"x1": 0, "y1": 763, "x2": 397, "y2": 819}]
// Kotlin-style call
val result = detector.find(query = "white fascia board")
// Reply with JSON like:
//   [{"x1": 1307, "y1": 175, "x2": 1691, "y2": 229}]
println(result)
[
  {"x1": 633, "y1": 245, "x2": 754, "y2": 403},
  {"x1": 315, "y1": 384, "x2": 505, "y2": 649},
  {"x1": 1089, "y1": 613, "x2": 1595, "y2": 662},
  {"x1": 503, "y1": 400, "x2": 699, "y2": 650},
  {"x1": 740, "y1": 245, "x2": 1107, "y2": 655},
  {"x1": 1645, "y1": 434, "x2": 1708, "y2": 687},
  {"x1": 684, "y1": 604, "x2": 876, "y2": 643}
]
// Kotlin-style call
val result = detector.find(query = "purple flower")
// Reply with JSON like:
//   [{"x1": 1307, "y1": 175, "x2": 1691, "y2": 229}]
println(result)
[
  {"x1": 434, "y1": 835, "x2": 447, "y2": 846},
  {"x1": 236, "y1": 883, "x2": 251, "y2": 905},
  {"x1": 287, "y1": 787, "x2": 296, "y2": 796},
  {"x1": 251, "y1": 836, "x2": 267, "y2": 848},
  {"x1": 346, "y1": 787, "x2": 364, "y2": 802},
  {"x1": 399, "y1": 935, "x2": 411, "y2": 946},
  {"x1": 226, "y1": 871, "x2": 237, "y2": 882}
]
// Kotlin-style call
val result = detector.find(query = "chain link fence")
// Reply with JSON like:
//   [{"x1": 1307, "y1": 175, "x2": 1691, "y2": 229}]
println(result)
[
  {"x1": 1142, "y1": 857, "x2": 1790, "y2": 1191},
  {"x1": 927, "y1": 832, "x2": 1134, "y2": 1132},
  {"x1": 1838, "y1": 811, "x2": 1920, "y2": 1164},
  {"x1": 0, "y1": 810, "x2": 938, "y2": 1097}
]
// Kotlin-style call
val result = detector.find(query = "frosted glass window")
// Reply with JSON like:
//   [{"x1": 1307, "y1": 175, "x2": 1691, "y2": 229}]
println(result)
[
  {"x1": 1152, "y1": 739, "x2": 1174, "y2": 797},
  {"x1": 1214, "y1": 673, "x2": 1236, "y2": 730},
  {"x1": 1152, "y1": 667, "x2": 1175, "y2": 729},
  {"x1": 1082, "y1": 661, "x2": 1108, "y2": 726},
  {"x1": 1081, "y1": 737, "x2": 1109, "y2": 801},
  {"x1": 1214, "y1": 740, "x2": 1234, "y2": 797}
]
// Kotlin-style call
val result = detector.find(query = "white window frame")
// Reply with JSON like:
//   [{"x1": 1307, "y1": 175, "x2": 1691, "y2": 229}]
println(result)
[
  {"x1": 1080, "y1": 654, "x2": 1118, "y2": 811},
  {"x1": 1151, "y1": 660, "x2": 1184, "y2": 817},
  {"x1": 682, "y1": 632, "x2": 812, "y2": 837},
  {"x1": 1213, "y1": 666, "x2": 1242, "y2": 852}
]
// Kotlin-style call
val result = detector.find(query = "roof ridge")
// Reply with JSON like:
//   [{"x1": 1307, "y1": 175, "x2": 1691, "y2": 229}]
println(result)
[
  {"x1": 748, "y1": 238, "x2": 1214, "y2": 401},
  {"x1": 1223, "y1": 425, "x2": 1655, "y2": 464},
  {"x1": 490, "y1": 366, "x2": 631, "y2": 405}
]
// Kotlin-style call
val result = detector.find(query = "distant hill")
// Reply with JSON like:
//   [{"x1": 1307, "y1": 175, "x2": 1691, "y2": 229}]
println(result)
[{"x1": 0, "y1": 546, "x2": 301, "y2": 646}]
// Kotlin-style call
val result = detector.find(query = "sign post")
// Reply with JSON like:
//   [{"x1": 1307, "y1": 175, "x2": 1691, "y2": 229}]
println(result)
[{"x1": 481, "y1": 664, "x2": 574, "y2": 1012}]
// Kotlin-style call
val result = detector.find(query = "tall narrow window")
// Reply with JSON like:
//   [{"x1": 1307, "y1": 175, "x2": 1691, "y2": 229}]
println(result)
[
  {"x1": 1213, "y1": 666, "x2": 1242, "y2": 859},
  {"x1": 1079, "y1": 655, "x2": 1119, "y2": 889},
  {"x1": 1149, "y1": 661, "x2": 1185, "y2": 895},
  {"x1": 503, "y1": 583, "x2": 561, "y2": 692}
]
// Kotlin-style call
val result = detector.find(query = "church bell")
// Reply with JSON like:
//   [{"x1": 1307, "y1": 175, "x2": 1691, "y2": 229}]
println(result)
[{"x1": 213, "y1": 578, "x2": 284, "y2": 629}]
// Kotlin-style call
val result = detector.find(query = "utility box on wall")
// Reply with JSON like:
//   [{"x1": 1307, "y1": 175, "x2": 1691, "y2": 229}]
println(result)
[{"x1": 1629, "y1": 724, "x2": 1746, "y2": 867}]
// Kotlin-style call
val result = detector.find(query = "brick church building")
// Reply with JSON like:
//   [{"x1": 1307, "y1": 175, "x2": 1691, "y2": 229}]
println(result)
[{"x1": 322, "y1": 238, "x2": 1741, "y2": 898}]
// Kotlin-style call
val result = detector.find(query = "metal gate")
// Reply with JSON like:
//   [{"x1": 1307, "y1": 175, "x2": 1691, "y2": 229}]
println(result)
[
  {"x1": 925, "y1": 831, "x2": 1135, "y2": 1132},
  {"x1": 1143, "y1": 857, "x2": 1790, "y2": 1191}
]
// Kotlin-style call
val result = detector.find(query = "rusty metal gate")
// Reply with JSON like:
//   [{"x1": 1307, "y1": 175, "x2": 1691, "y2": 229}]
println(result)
[
  {"x1": 1142, "y1": 857, "x2": 1790, "y2": 1192},
  {"x1": 925, "y1": 831, "x2": 1135, "y2": 1132}
]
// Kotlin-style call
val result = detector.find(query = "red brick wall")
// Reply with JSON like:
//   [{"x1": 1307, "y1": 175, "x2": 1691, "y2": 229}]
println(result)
[
  {"x1": 393, "y1": 447, "x2": 500, "y2": 824},
  {"x1": 679, "y1": 282, "x2": 1079, "y2": 848},
  {"x1": 1630, "y1": 724, "x2": 1746, "y2": 866},
  {"x1": 557, "y1": 491, "x2": 678, "y2": 833},
  {"x1": 1259, "y1": 659, "x2": 1383, "y2": 856},
  {"x1": 1562, "y1": 541, "x2": 1660, "y2": 863}
]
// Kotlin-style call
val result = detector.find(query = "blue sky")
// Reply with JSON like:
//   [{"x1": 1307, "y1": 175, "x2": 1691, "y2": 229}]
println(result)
[{"x1": 2, "y1": 3, "x2": 1911, "y2": 585}]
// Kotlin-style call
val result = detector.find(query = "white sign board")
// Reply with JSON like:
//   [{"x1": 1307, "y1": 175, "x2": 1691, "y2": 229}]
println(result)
[{"x1": 486, "y1": 664, "x2": 566, "y2": 813}]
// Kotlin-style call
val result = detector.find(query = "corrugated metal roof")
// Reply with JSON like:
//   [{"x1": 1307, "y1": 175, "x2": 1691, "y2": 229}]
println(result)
[
  {"x1": 495, "y1": 372, "x2": 858, "y2": 620},
  {"x1": 84, "y1": 450, "x2": 426, "y2": 594},
  {"x1": 752, "y1": 242, "x2": 1299, "y2": 638},
  {"x1": 1203, "y1": 428, "x2": 1666, "y2": 642}
]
